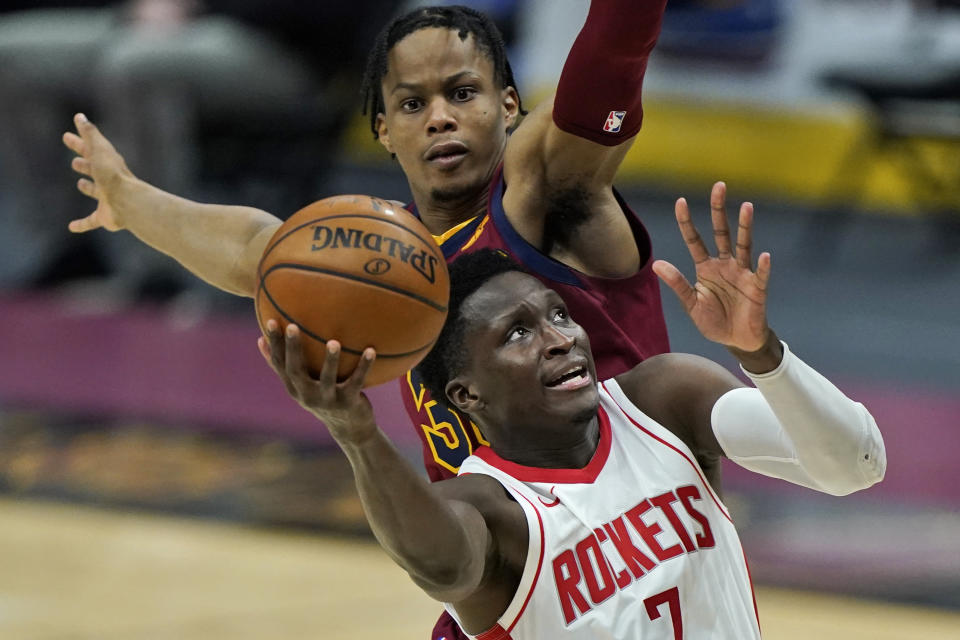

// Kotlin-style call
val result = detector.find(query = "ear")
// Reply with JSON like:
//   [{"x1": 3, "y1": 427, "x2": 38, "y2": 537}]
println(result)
[
  {"x1": 502, "y1": 86, "x2": 520, "y2": 130},
  {"x1": 375, "y1": 113, "x2": 395, "y2": 155},
  {"x1": 446, "y1": 377, "x2": 484, "y2": 415}
]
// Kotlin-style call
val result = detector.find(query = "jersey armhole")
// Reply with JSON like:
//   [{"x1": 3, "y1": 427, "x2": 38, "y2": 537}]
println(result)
[
  {"x1": 491, "y1": 171, "x2": 652, "y2": 287},
  {"x1": 448, "y1": 461, "x2": 546, "y2": 637},
  {"x1": 599, "y1": 379, "x2": 733, "y2": 522}
]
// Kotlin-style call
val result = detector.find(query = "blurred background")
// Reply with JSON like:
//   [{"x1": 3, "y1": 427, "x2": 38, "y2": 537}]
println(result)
[{"x1": 0, "y1": 0, "x2": 958, "y2": 638}]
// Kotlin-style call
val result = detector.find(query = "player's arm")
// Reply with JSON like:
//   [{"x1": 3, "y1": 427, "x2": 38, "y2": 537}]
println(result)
[
  {"x1": 645, "y1": 194, "x2": 886, "y2": 496},
  {"x1": 259, "y1": 322, "x2": 521, "y2": 609},
  {"x1": 63, "y1": 113, "x2": 281, "y2": 297},
  {"x1": 502, "y1": 0, "x2": 667, "y2": 276}
]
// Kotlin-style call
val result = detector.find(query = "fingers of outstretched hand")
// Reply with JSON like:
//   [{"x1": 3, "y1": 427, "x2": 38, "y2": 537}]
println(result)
[
  {"x1": 675, "y1": 198, "x2": 709, "y2": 265},
  {"x1": 71, "y1": 156, "x2": 92, "y2": 177},
  {"x1": 68, "y1": 211, "x2": 101, "y2": 233},
  {"x1": 73, "y1": 112, "x2": 96, "y2": 136},
  {"x1": 735, "y1": 202, "x2": 754, "y2": 269},
  {"x1": 709, "y1": 182, "x2": 732, "y2": 258},
  {"x1": 62, "y1": 131, "x2": 84, "y2": 156},
  {"x1": 652, "y1": 259, "x2": 696, "y2": 312},
  {"x1": 756, "y1": 251, "x2": 772, "y2": 290}
]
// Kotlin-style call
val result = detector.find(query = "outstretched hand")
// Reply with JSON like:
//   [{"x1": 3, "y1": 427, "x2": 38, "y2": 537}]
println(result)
[
  {"x1": 62, "y1": 113, "x2": 131, "y2": 234},
  {"x1": 652, "y1": 182, "x2": 772, "y2": 353},
  {"x1": 258, "y1": 320, "x2": 379, "y2": 444}
]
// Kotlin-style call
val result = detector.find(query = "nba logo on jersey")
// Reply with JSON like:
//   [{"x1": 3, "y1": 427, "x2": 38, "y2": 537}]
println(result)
[{"x1": 603, "y1": 110, "x2": 626, "y2": 133}]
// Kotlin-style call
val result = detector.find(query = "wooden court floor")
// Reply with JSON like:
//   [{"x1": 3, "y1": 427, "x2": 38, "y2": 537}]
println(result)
[{"x1": 1, "y1": 498, "x2": 957, "y2": 639}]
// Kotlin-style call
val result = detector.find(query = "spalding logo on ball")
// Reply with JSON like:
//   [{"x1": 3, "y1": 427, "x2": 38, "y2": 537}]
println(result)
[{"x1": 255, "y1": 195, "x2": 450, "y2": 387}]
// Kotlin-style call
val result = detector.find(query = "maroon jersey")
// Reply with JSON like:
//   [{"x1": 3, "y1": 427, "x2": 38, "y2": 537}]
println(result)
[{"x1": 402, "y1": 165, "x2": 670, "y2": 482}]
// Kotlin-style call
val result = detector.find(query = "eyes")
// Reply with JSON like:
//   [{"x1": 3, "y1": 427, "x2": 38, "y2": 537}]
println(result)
[
  {"x1": 399, "y1": 86, "x2": 477, "y2": 113},
  {"x1": 505, "y1": 308, "x2": 570, "y2": 343}
]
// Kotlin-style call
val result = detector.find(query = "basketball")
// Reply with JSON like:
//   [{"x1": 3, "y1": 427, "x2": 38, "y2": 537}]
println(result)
[{"x1": 255, "y1": 195, "x2": 449, "y2": 387}]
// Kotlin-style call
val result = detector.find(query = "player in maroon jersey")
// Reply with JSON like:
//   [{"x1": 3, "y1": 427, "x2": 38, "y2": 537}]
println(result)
[
  {"x1": 65, "y1": 0, "x2": 673, "y2": 473},
  {"x1": 65, "y1": 2, "x2": 687, "y2": 638}
]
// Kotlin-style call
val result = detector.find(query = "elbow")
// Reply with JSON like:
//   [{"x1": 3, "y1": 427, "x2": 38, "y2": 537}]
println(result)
[
  {"x1": 405, "y1": 549, "x2": 487, "y2": 602},
  {"x1": 810, "y1": 412, "x2": 887, "y2": 497}
]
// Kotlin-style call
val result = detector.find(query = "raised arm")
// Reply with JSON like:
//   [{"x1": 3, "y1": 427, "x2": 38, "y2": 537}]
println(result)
[
  {"x1": 257, "y1": 321, "x2": 523, "y2": 619},
  {"x1": 502, "y1": 0, "x2": 667, "y2": 276},
  {"x1": 646, "y1": 187, "x2": 886, "y2": 496},
  {"x1": 63, "y1": 113, "x2": 281, "y2": 297}
]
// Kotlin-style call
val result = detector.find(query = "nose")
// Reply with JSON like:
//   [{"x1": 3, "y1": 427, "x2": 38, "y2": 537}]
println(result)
[
  {"x1": 425, "y1": 98, "x2": 457, "y2": 134},
  {"x1": 542, "y1": 325, "x2": 575, "y2": 358}
]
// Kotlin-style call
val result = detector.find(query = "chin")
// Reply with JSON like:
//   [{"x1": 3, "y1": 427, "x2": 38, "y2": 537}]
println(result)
[
  {"x1": 570, "y1": 405, "x2": 599, "y2": 426},
  {"x1": 566, "y1": 388, "x2": 601, "y2": 425},
  {"x1": 430, "y1": 179, "x2": 480, "y2": 204}
]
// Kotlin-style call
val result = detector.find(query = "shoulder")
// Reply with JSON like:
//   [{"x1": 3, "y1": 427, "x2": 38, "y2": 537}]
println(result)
[
  {"x1": 613, "y1": 353, "x2": 743, "y2": 464},
  {"x1": 433, "y1": 472, "x2": 527, "y2": 537},
  {"x1": 434, "y1": 470, "x2": 530, "y2": 590}
]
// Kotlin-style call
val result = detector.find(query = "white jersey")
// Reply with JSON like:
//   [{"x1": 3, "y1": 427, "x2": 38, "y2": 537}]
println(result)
[{"x1": 446, "y1": 379, "x2": 761, "y2": 640}]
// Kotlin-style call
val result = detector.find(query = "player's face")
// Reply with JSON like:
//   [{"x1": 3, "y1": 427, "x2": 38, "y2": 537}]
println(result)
[
  {"x1": 448, "y1": 273, "x2": 600, "y2": 443},
  {"x1": 376, "y1": 28, "x2": 519, "y2": 211}
]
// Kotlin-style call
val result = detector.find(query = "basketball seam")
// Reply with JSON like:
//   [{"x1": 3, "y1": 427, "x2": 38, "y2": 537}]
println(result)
[
  {"x1": 262, "y1": 263, "x2": 447, "y2": 313},
  {"x1": 258, "y1": 269, "x2": 443, "y2": 358},
  {"x1": 260, "y1": 211, "x2": 444, "y2": 266}
]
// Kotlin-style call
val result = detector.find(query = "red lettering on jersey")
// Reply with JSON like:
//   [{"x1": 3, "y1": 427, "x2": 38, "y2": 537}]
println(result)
[
  {"x1": 602, "y1": 517, "x2": 656, "y2": 579},
  {"x1": 553, "y1": 549, "x2": 591, "y2": 624},
  {"x1": 575, "y1": 534, "x2": 616, "y2": 605},
  {"x1": 676, "y1": 485, "x2": 715, "y2": 549},
  {"x1": 650, "y1": 490, "x2": 697, "y2": 553},
  {"x1": 594, "y1": 527, "x2": 632, "y2": 588},
  {"x1": 625, "y1": 499, "x2": 684, "y2": 562}
]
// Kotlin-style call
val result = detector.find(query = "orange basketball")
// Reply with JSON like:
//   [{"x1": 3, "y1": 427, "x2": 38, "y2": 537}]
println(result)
[{"x1": 255, "y1": 195, "x2": 449, "y2": 387}]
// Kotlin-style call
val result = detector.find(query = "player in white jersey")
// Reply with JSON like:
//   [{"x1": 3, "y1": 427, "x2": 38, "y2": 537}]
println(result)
[
  {"x1": 454, "y1": 380, "x2": 760, "y2": 639},
  {"x1": 259, "y1": 197, "x2": 886, "y2": 638}
]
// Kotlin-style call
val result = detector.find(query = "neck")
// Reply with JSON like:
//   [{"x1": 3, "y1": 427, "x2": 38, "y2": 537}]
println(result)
[
  {"x1": 491, "y1": 414, "x2": 600, "y2": 470},
  {"x1": 412, "y1": 184, "x2": 491, "y2": 237}
]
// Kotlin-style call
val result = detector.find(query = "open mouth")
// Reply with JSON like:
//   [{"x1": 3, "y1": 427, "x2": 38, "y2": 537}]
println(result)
[{"x1": 546, "y1": 366, "x2": 589, "y2": 389}]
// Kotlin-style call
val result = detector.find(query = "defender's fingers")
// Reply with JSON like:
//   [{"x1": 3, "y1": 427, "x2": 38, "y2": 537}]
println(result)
[
  {"x1": 710, "y1": 182, "x2": 732, "y2": 258},
  {"x1": 343, "y1": 348, "x2": 376, "y2": 393},
  {"x1": 71, "y1": 157, "x2": 92, "y2": 176},
  {"x1": 68, "y1": 213, "x2": 102, "y2": 233},
  {"x1": 736, "y1": 202, "x2": 755, "y2": 270},
  {"x1": 675, "y1": 198, "x2": 710, "y2": 265},
  {"x1": 74, "y1": 112, "x2": 97, "y2": 137},
  {"x1": 76, "y1": 178, "x2": 96, "y2": 199},
  {"x1": 653, "y1": 259, "x2": 697, "y2": 314},
  {"x1": 62, "y1": 131, "x2": 85, "y2": 155},
  {"x1": 318, "y1": 340, "x2": 342, "y2": 388}
]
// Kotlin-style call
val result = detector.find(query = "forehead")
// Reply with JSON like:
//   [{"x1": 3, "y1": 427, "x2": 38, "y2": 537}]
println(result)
[
  {"x1": 462, "y1": 272, "x2": 553, "y2": 326},
  {"x1": 384, "y1": 27, "x2": 494, "y2": 88}
]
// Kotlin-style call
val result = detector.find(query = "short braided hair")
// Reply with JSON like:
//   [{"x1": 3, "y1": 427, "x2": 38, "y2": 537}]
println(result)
[
  {"x1": 416, "y1": 249, "x2": 527, "y2": 406},
  {"x1": 360, "y1": 4, "x2": 525, "y2": 139}
]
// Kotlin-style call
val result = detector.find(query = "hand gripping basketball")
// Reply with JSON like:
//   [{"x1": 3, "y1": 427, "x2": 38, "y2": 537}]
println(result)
[
  {"x1": 255, "y1": 195, "x2": 450, "y2": 387},
  {"x1": 258, "y1": 321, "x2": 378, "y2": 442}
]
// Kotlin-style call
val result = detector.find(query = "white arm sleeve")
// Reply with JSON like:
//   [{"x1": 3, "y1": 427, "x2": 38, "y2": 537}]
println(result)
[{"x1": 711, "y1": 341, "x2": 886, "y2": 496}]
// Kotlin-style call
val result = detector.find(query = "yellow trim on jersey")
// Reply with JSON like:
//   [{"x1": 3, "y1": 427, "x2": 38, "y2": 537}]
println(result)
[
  {"x1": 432, "y1": 216, "x2": 478, "y2": 246},
  {"x1": 459, "y1": 215, "x2": 491, "y2": 253}
]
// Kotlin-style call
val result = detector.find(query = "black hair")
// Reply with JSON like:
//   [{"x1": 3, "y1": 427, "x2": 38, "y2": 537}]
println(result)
[
  {"x1": 416, "y1": 249, "x2": 527, "y2": 406},
  {"x1": 360, "y1": 4, "x2": 526, "y2": 139}
]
